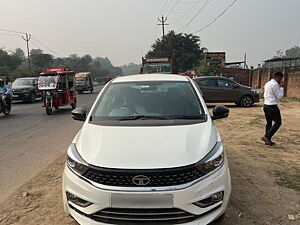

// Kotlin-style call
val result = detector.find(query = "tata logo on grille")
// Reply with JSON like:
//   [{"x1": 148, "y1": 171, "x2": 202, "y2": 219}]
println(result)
[{"x1": 132, "y1": 175, "x2": 150, "y2": 186}]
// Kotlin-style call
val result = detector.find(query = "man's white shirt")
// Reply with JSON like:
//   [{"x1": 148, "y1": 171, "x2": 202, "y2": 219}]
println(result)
[{"x1": 264, "y1": 79, "x2": 284, "y2": 105}]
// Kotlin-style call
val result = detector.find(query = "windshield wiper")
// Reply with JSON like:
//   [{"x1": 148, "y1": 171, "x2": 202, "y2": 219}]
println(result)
[
  {"x1": 117, "y1": 115, "x2": 169, "y2": 121},
  {"x1": 167, "y1": 115, "x2": 205, "y2": 120}
]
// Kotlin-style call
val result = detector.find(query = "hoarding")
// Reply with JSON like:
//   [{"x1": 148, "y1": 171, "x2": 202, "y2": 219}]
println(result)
[{"x1": 206, "y1": 52, "x2": 226, "y2": 67}]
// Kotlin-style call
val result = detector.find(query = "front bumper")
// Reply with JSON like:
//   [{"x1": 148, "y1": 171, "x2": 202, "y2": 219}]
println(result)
[
  {"x1": 12, "y1": 92, "x2": 31, "y2": 100},
  {"x1": 62, "y1": 159, "x2": 231, "y2": 225},
  {"x1": 253, "y1": 93, "x2": 260, "y2": 103}
]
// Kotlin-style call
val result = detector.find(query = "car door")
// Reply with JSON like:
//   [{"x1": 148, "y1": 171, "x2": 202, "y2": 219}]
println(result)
[
  {"x1": 195, "y1": 78, "x2": 219, "y2": 102},
  {"x1": 216, "y1": 78, "x2": 242, "y2": 102}
]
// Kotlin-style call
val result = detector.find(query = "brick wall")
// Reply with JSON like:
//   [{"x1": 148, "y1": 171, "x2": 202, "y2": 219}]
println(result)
[
  {"x1": 287, "y1": 72, "x2": 300, "y2": 97},
  {"x1": 223, "y1": 68, "x2": 250, "y2": 86},
  {"x1": 250, "y1": 67, "x2": 300, "y2": 97}
]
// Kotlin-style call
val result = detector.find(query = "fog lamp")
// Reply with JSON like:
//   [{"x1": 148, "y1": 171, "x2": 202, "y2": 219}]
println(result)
[
  {"x1": 66, "y1": 192, "x2": 92, "y2": 207},
  {"x1": 193, "y1": 191, "x2": 224, "y2": 208}
]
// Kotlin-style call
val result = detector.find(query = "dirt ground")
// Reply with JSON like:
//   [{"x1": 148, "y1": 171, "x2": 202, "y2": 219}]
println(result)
[{"x1": 1, "y1": 101, "x2": 299, "y2": 225}]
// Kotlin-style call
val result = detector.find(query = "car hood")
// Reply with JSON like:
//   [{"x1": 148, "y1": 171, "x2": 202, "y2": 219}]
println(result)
[
  {"x1": 75, "y1": 122, "x2": 218, "y2": 169},
  {"x1": 240, "y1": 85, "x2": 251, "y2": 90},
  {"x1": 12, "y1": 85, "x2": 33, "y2": 89}
]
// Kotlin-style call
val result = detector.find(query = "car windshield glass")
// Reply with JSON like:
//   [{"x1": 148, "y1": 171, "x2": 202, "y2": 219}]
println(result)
[
  {"x1": 13, "y1": 79, "x2": 33, "y2": 86},
  {"x1": 38, "y1": 76, "x2": 58, "y2": 88},
  {"x1": 76, "y1": 78, "x2": 86, "y2": 82},
  {"x1": 145, "y1": 64, "x2": 171, "y2": 74},
  {"x1": 92, "y1": 81, "x2": 205, "y2": 121}
]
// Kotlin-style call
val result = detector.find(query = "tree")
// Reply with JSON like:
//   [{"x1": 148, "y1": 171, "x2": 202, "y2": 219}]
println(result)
[
  {"x1": 146, "y1": 31, "x2": 204, "y2": 73},
  {"x1": 285, "y1": 46, "x2": 300, "y2": 58}
]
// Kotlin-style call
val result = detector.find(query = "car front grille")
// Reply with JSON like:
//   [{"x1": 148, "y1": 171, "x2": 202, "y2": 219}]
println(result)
[
  {"x1": 70, "y1": 206, "x2": 199, "y2": 224},
  {"x1": 82, "y1": 164, "x2": 204, "y2": 187}
]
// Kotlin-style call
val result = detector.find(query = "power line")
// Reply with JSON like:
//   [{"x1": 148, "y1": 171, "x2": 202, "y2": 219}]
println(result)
[
  {"x1": 168, "y1": 0, "x2": 204, "y2": 25},
  {"x1": 177, "y1": 0, "x2": 212, "y2": 32},
  {"x1": 166, "y1": 0, "x2": 180, "y2": 17},
  {"x1": 0, "y1": 28, "x2": 25, "y2": 34},
  {"x1": 31, "y1": 37, "x2": 63, "y2": 57},
  {"x1": 192, "y1": 0, "x2": 238, "y2": 34},
  {"x1": 162, "y1": 0, "x2": 174, "y2": 16},
  {"x1": 159, "y1": 0, "x2": 171, "y2": 17},
  {"x1": 0, "y1": 32, "x2": 20, "y2": 37}
]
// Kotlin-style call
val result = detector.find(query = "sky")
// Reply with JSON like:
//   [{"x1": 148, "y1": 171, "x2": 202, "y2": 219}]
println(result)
[{"x1": 0, "y1": 0, "x2": 299, "y2": 67}]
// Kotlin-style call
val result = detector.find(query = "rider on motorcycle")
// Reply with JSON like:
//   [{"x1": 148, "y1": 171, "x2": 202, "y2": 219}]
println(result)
[{"x1": 0, "y1": 79, "x2": 10, "y2": 107}]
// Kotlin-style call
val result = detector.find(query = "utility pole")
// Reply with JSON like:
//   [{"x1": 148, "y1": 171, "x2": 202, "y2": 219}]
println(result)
[
  {"x1": 22, "y1": 33, "x2": 31, "y2": 75},
  {"x1": 158, "y1": 16, "x2": 169, "y2": 38}
]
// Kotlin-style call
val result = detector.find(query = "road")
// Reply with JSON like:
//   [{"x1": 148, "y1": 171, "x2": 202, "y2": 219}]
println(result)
[{"x1": 0, "y1": 87, "x2": 102, "y2": 203}]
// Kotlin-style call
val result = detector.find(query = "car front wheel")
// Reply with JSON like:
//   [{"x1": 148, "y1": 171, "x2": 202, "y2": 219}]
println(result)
[{"x1": 240, "y1": 95, "x2": 254, "y2": 107}]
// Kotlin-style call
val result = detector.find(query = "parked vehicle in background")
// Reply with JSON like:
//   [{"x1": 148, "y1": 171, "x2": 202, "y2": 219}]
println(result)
[
  {"x1": 63, "y1": 74, "x2": 231, "y2": 225},
  {"x1": 75, "y1": 72, "x2": 94, "y2": 94},
  {"x1": 141, "y1": 57, "x2": 173, "y2": 74},
  {"x1": 12, "y1": 77, "x2": 41, "y2": 103},
  {"x1": 38, "y1": 67, "x2": 77, "y2": 115},
  {"x1": 194, "y1": 76, "x2": 260, "y2": 107}
]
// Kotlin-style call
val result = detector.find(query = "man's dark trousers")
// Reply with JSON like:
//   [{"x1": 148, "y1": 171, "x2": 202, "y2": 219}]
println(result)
[{"x1": 263, "y1": 105, "x2": 282, "y2": 140}]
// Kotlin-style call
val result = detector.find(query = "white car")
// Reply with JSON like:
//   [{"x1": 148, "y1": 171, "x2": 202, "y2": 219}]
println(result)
[{"x1": 63, "y1": 74, "x2": 231, "y2": 225}]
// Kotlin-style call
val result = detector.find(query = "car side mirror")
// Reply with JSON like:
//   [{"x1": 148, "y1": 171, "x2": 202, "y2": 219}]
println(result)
[
  {"x1": 72, "y1": 107, "x2": 87, "y2": 121},
  {"x1": 211, "y1": 106, "x2": 229, "y2": 121}
]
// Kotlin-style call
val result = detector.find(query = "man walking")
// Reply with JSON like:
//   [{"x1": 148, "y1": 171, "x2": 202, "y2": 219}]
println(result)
[{"x1": 261, "y1": 72, "x2": 285, "y2": 146}]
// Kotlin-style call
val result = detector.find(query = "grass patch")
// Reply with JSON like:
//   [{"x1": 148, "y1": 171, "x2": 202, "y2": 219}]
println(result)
[
  {"x1": 248, "y1": 115, "x2": 265, "y2": 126},
  {"x1": 280, "y1": 97, "x2": 300, "y2": 102},
  {"x1": 274, "y1": 167, "x2": 300, "y2": 191}
]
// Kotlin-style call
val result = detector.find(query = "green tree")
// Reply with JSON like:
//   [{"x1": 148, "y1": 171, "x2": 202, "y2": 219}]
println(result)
[
  {"x1": 146, "y1": 31, "x2": 204, "y2": 73},
  {"x1": 285, "y1": 46, "x2": 300, "y2": 58},
  {"x1": 196, "y1": 59, "x2": 223, "y2": 76},
  {"x1": 0, "y1": 48, "x2": 23, "y2": 77}
]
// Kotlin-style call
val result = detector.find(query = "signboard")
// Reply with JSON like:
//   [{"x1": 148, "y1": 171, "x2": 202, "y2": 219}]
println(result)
[
  {"x1": 206, "y1": 52, "x2": 226, "y2": 67},
  {"x1": 46, "y1": 67, "x2": 70, "y2": 72}
]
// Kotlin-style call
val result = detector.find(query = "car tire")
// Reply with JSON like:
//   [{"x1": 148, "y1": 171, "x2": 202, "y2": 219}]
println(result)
[
  {"x1": 3, "y1": 105, "x2": 11, "y2": 115},
  {"x1": 46, "y1": 106, "x2": 52, "y2": 115},
  {"x1": 71, "y1": 100, "x2": 76, "y2": 109},
  {"x1": 240, "y1": 95, "x2": 254, "y2": 107},
  {"x1": 29, "y1": 92, "x2": 36, "y2": 103}
]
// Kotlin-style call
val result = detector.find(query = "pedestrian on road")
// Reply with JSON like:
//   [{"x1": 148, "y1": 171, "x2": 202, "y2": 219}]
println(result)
[{"x1": 261, "y1": 72, "x2": 285, "y2": 146}]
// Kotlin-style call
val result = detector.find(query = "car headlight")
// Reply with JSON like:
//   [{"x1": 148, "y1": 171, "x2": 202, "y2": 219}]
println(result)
[
  {"x1": 251, "y1": 89, "x2": 259, "y2": 94},
  {"x1": 195, "y1": 142, "x2": 224, "y2": 175},
  {"x1": 67, "y1": 143, "x2": 89, "y2": 175}
]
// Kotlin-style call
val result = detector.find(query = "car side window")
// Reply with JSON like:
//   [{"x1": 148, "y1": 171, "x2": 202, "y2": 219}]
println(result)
[
  {"x1": 196, "y1": 79, "x2": 217, "y2": 87},
  {"x1": 217, "y1": 79, "x2": 235, "y2": 88}
]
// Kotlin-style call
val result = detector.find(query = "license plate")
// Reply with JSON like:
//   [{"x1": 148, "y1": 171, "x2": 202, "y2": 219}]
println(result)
[{"x1": 111, "y1": 193, "x2": 173, "y2": 208}]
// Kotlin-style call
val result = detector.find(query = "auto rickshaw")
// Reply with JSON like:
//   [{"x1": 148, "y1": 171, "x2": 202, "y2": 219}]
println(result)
[
  {"x1": 38, "y1": 67, "x2": 77, "y2": 115},
  {"x1": 75, "y1": 72, "x2": 94, "y2": 94}
]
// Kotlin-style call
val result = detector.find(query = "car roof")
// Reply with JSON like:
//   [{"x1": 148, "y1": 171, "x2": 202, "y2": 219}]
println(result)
[
  {"x1": 16, "y1": 77, "x2": 38, "y2": 80},
  {"x1": 194, "y1": 76, "x2": 230, "y2": 80},
  {"x1": 112, "y1": 74, "x2": 189, "y2": 83}
]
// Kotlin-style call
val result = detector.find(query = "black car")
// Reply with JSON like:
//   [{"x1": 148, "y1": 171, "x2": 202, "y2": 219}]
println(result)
[
  {"x1": 194, "y1": 76, "x2": 260, "y2": 107},
  {"x1": 12, "y1": 77, "x2": 41, "y2": 103}
]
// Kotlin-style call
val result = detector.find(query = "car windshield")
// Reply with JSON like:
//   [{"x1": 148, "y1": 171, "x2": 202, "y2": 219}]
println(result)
[
  {"x1": 91, "y1": 81, "x2": 205, "y2": 123},
  {"x1": 76, "y1": 78, "x2": 86, "y2": 82},
  {"x1": 144, "y1": 64, "x2": 171, "y2": 74},
  {"x1": 38, "y1": 76, "x2": 58, "y2": 88},
  {"x1": 13, "y1": 79, "x2": 34, "y2": 86}
]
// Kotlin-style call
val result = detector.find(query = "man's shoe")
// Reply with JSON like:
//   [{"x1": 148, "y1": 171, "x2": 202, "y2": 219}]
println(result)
[
  {"x1": 270, "y1": 141, "x2": 276, "y2": 145},
  {"x1": 261, "y1": 136, "x2": 273, "y2": 146}
]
